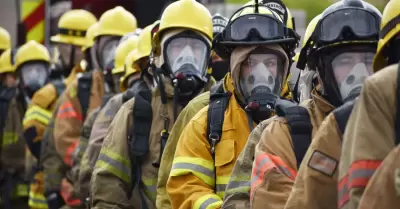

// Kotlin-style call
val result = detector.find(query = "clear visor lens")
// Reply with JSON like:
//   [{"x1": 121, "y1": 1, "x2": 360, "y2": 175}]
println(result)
[
  {"x1": 239, "y1": 53, "x2": 284, "y2": 99},
  {"x1": 165, "y1": 37, "x2": 208, "y2": 76},
  {"x1": 57, "y1": 44, "x2": 83, "y2": 66},
  {"x1": 228, "y1": 15, "x2": 282, "y2": 41},
  {"x1": 332, "y1": 51, "x2": 375, "y2": 100},
  {"x1": 319, "y1": 9, "x2": 379, "y2": 42},
  {"x1": 98, "y1": 38, "x2": 120, "y2": 69},
  {"x1": 20, "y1": 63, "x2": 49, "y2": 87}
]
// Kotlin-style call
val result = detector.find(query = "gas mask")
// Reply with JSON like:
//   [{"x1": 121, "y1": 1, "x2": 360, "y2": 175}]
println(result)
[
  {"x1": 163, "y1": 35, "x2": 210, "y2": 101},
  {"x1": 57, "y1": 43, "x2": 83, "y2": 76},
  {"x1": 331, "y1": 51, "x2": 374, "y2": 103},
  {"x1": 237, "y1": 50, "x2": 285, "y2": 122},
  {"x1": 19, "y1": 62, "x2": 49, "y2": 98},
  {"x1": 96, "y1": 36, "x2": 120, "y2": 70}
]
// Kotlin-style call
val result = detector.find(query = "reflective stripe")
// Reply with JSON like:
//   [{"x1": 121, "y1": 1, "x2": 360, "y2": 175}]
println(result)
[
  {"x1": 57, "y1": 101, "x2": 82, "y2": 121},
  {"x1": 143, "y1": 177, "x2": 157, "y2": 200},
  {"x1": 2, "y1": 132, "x2": 18, "y2": 147},
  {"x1": 225, "y1": 175, "x2": 251, "y2": 196},
  {"x1": 29, "y1": 191, "x2": 48, "y2": 209},
  {"x1": 95, "y1": 149, "x2": 131, "y2": 183},
  {"x1": 61, "y1": 179, "x2": 81, "y2": 206},
  {"x1": 348, "y1": 160, "x2": 381, "y2": 189},
  {"x1": 23, "y1": 105, "x2": 52, "y2": 126},
  {"x1": 338, "y1": 175, "x2": 349, "y2": 209},
  {"x1": 251, "y1": 153, "x2": 297, "y2": 194},
  {"x1": 16, "y1": 184, "x2": 29, "y2": 196},
  {"x1": 64, "y1": 140, "x2": 79, "y2": 167},
  {"x1": 171, "y1": 157, "x2": 215, "y2": 186},
  {"x1": 216, "y1": 176, "x2": 230, "y2": 198},
  {"x1": 194, "y1": 194, "x2": 222, "y2": 209}
]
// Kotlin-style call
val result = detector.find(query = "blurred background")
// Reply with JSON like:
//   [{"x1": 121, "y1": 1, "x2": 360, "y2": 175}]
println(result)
[{"x1": 0, "y1": 0, "x2": 387, "y2": 51}]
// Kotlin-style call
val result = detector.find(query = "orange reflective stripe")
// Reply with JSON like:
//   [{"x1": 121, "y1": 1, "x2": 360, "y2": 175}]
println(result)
[
  {"x1": 338, "y1": 175, "x2": 349, "y2": 208},
  {"x1": 348, "y1": 160, "x2": 381, "y2": 189},
  {"x1": 57, "y1": 101, "x2": 82, "y2": 121},
  {"x1": 64, "y1": 140, "x2": 78, "y2": 167},
  {"x1": 251, "y1": 153, "x2": 297, "y2": 195},
  {"x1": 60, "y1": 179, "x2": 81, "y2": 206}
]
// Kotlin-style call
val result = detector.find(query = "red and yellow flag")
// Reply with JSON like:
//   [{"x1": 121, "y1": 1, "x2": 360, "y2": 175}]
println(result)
[{"x1": 22, "y1": 0, "x2": 45, "y2": 43}]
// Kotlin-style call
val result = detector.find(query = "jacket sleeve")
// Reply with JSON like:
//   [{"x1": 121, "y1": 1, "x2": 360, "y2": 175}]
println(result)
[
  {"x1": 338, "y1": 71, "x2": 396, "y2": 209},
  {"x1": 357, "y1": 145, "x2": 400, "y2": 209},
  {"x1": 54, "y1": 83, "x2": 83, "y2": 167},
  {"x1": 250, "y1": 119, "x2": 297, "y2": 209},
  {"x1": 222, "y1": 119, "x2": 271, "y2": 209},
  {"x1": 156, "y1": 92, "x2": 210, "y2": 209},
  {"x1": 91, "y1": 100, "x2": 133, "y2": 209},
  {"x1": 285, "y1": 113, "x2": 341, "y2": 209},
  {"x1": 167, "y1": 109, "x2": 223, "y2": 209}
]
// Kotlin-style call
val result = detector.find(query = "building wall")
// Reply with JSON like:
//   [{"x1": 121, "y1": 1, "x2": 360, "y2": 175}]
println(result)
[{"x1": 0, "y1": 0, "x2": 17, "y2": 47}]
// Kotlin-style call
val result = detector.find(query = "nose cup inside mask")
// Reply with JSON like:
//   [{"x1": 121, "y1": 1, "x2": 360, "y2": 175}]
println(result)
[{"x1": 339, "y1": 62, "x2": 370, "y2": 101}]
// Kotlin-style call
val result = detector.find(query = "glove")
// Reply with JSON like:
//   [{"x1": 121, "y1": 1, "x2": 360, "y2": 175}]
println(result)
[{"x1": 45, "y1": 192, "x2": 65, "y2": 209}]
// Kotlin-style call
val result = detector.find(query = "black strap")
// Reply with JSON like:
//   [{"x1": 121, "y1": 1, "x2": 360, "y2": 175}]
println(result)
[
  {"x1": 51, "y1": 80, "x2": 66, "y2": 98},
  {"x1": 128, "y1": 83, "x2": 152, "y2": 209},
  {"x1": 279, "y1": 106, "x2": 312, "y2": 169},
  {"x1": 77, "y1": 73, "x2": 92, "y2": 121},
  {"x1": 396, "y1": 62, "x2": 400, "y2": 145},
  {"x1": 206, "y1": 82, "x2": 231, "y2": 159},
  {"x1": 333, "y1": 100, "x2": 356, "y2": 137}
]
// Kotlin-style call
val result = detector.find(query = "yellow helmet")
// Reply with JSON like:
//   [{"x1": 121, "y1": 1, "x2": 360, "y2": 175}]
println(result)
[
  {"x1": 120, "y1": 50, "x2": 141, "y2": 92},
  {"x1": 0, "y1": 49, "x2": 15, "y2": 74},
  {"x1": 82, "y1": 23, "x2": 100, "y2": 52},
  {"x1": 136, "y1": 21, "x2": 160, "y2": 62},
  {"x1": 302, "y1": 14, "x2": 321, "y2": 48},
  {"x1": 373, "y1": 0, "x2": 400, "y2": 72},
  {"x1": 95, "y1": 6, "x2": 137, "y2": 39},
  {"x1": 112, "y1": 36, "x2": 139, "y2": 75},
  {"x1": 153, "y1": 0, "x2": 213, "y2": 55},
  {"x1": 0, "y1": 27, "x2": 11, "y2": 51},
  {"x1": 15, "y1": 41, "x2": 50, "y2": 70},
  {"x1": 50, "y1": 10, "x2": 97, "y2": 46}
]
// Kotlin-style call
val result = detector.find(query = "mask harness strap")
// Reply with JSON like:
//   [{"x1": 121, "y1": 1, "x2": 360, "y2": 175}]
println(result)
[{"x1": 245, "y1": 102, "x2": 259, "y2": 132}]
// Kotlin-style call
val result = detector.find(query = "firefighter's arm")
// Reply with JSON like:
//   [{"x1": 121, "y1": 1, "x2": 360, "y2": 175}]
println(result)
[
  {"x1": 91, "y1": 101, "x2": 133, "y2": 209},
  {"x1": 250, "y1": 119, "x2": 297, "y2": 209},
  {"x1": 285, "y1": 114, "x2": 341, "y2": 209},
  {"x1": 54, "y1": 83, "x2": 83, "y2": 167},
  {"x1": 23, "y1": 84, "x2": 56, "y2": 159},
  {"x1": 339, "y1": 73, "x2": 396, "y2": 209},
  {"x1": 167, "y1": 109, "x2": 223, "y2": 209}
]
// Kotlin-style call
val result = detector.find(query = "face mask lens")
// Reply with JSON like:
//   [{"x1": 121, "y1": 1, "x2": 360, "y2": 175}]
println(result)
[
  {"x1": 20, "y1": 62, "x2": 49, "y2": 88},
  {"x1": 165, "y1": 37, "x2": 208, "y2": 77},
  {"x1": 239, "y1": 53, "x2": 284, "y2": 100},
  {"x1": 98, "y1": 37, "x2": 120, "y2": 69},
  {"x1": 331, "y1": 51, "x2": 375, "y2": 100}
]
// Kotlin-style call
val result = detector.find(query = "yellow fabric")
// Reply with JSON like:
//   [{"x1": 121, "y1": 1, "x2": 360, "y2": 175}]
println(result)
[
  {"x1": 23, "y1": 106, "x2": 52, "y2": 127},
  {"x1": 50, "y1": 9, "x2": 97, "y2": 47},
  {"x1": 28, "y1": 172, "x2": 48, "y2": 209},
  {"x1": 15, "y1": 41, "x2": 50, "y2": 69}
]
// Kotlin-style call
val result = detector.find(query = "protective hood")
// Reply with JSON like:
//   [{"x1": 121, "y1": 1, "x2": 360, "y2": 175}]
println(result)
[{"x1": 230, "y1": 44, "x2": 289, "y2": 103}]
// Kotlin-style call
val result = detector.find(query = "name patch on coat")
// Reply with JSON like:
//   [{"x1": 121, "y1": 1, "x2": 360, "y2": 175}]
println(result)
[{"x1": 308, "y1": 150, "x2": 338, "y2": 176}]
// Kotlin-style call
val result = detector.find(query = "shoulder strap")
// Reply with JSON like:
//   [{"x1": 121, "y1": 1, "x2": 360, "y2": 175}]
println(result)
[
  {"x1": 278, "y1": 106, "x2": 312, "y2": 169},
  {"x1": 77, "y1": 73, "x2": 92, "y2": 121},
  {"x1": 206, "y1": 82, "x2": 231, "y2": 159},
  {"x1": 396, "y1": 63, "x2": 400, "y2": 145},
  {"x1": 51, "y1": 80, "x2": 66, "y2": 98},
  {"x1": 333, "y1": 100, "x2": 356, "y2": 137}
]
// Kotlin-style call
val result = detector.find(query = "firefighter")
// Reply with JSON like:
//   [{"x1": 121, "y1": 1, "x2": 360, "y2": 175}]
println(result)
[
  {"x1": 247, "y1": 0, "x2": 379, "y2": 207},
  {"x1": 73, "y1": 33, "x2": 141, "y2": 201},
  {"x1": 282, "y1": 2, "x2": 381, "y2": 209},
  {"x1": 23, "y1": 10, "x2": 97, "y2": 209},
  {"x1": 90, "y1": 0, "x2": 216, "y2": 208},
  {"x1": 166, "y1": 1, "x2": 299, "y2": 208},
  {"x1": 210, "y1": 13, "x2": 229, "y2": 81},
  {"x1": 42, "y1": 6, "x2": 137, "y2": 209},
  {"x1": 0, "y1": 49, "x2": 17, "y2": 88},
  {"x1": 338, "y1": 0, "x2": 400, "y2": 208},
  {"x1": 0, "y1": 27, "x2": 10, "y2": 57}
]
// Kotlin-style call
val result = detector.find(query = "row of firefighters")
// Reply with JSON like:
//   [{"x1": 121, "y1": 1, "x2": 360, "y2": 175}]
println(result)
[{"x1": 0, "y1": 0, "x2": 399, "y2": 208}]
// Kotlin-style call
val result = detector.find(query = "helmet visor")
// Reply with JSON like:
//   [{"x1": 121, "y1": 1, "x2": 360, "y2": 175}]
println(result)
[
  {"x1": 331, "y1": 51, "x2": 374, "y2": 101},
  {"x1": 318, "y1": 8, "x2": 380, "y2": 43},
  {"x1": 226, "y1": 14, "x2": 286, "y2": 41},
  {"x1": 239, "y1": 52, "x2": 285, "y2": 99},
  {"x1": 20, "y1": 62, "x2": 49, "y2": 90},
  {"x1": 165, "y1": 37, "x2": 208, "y2": 77}
]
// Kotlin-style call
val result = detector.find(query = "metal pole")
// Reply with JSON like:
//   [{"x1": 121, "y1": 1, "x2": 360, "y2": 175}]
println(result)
[{"x1": 44, "y1": 0, "x2": 51, "y2": 48}]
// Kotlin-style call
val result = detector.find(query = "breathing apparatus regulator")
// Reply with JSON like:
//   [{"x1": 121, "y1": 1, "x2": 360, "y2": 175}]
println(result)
[{"x1": 213, "y1": 0, "x2": 299, "y2": 124}]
